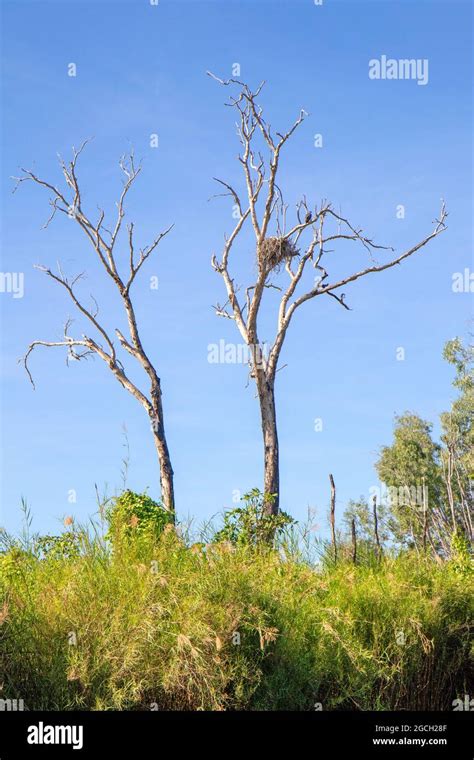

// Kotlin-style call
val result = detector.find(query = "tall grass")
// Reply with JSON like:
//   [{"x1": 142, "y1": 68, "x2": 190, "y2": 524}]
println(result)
[{"x1": 0, "y1": 523, "x2": 472, "y2": 711}]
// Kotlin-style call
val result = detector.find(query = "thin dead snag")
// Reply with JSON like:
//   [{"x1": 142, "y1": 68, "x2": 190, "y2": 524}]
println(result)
[
  {"x1": 421, "y1": 475, "x2": 428, "y2": 552},
  {"x1": 372, "y1": 494, "x2": 382, "y2": 559},
  {"x1": 351, "y1": 518, "x2": 357, "y2": 565},
  {"x1": 209, "y1": 73, "x2": 448, "y2": 515},
  {"x1": 329, "y1": 473, "x2": 337, "y2": 563},
  {"x1": 14, "y1": 142, "x2": 175, "y2": 514}
]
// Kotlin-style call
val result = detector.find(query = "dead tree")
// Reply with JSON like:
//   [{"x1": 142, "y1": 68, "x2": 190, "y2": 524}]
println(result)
[
  {"x1": 209, "y1": 73, "x2": 447, "y2": 515},
  {"x1": 13, "y1": 142, "x2": 175, "y2": 514},
  {"x1": 372, "y1": 494, "x2": 382, "y2": 559},
  {"x1": 421, "y1": 475, "x2": 428, "y2": 552},
  {"x1": 351, "y1": 518, "x2": 357, "y2": 565},
  {"x1": 329, "y1": 473, "x2": 337, "y2": 563}
]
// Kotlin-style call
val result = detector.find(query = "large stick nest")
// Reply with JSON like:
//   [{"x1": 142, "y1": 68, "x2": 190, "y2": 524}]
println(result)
[{"x1": 258, "y1": 236, "x2": 300, "y2": 273}]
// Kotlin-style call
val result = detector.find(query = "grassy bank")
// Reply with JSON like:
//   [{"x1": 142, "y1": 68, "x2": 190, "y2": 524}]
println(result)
[{"x1": 0, "y1": 523, "x2": 472, "y2": 711}]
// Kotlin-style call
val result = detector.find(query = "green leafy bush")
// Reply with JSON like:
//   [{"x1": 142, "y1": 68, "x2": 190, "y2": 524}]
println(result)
[
  {"x1": 105, "y1": 490, "x2": 173, "y2": 547},
  {"x1": 0, "y1": 546, "x2": 30, "y2": 583},
  {"x1": 34, "y1": 532, "x2": 82, "y2": 561},
  {"x1": 213, "y1": 489, "x2": 295, "y2": 547}
]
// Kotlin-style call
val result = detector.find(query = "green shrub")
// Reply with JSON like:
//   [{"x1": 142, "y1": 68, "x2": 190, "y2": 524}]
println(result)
[
  {"x1": 0, "y1": 546, "x2": 30, "y2": 584},
  {"x1": 105, "y1": 490, "x2": 173, "y2": 547},
  {"x1": 450, "y1": 530, "x2": 473, "y2": 577},
  {"x1": 34, "y1": 532, "x2": 82, "y2": 561},
  {"x1": 213, "y1": 489, "x2": 295, "y2": 547}
]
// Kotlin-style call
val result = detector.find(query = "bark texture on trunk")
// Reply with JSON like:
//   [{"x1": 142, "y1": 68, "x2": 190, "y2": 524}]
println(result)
[
  {"x1": 123, "y1": 293, "x2": 175, "y2": 516},
  {"x1": 152, "y1": 426, "x2": 175, "y2": 516},
  {"x1": 150, "y1": 386, "x2": 175, "y2": 515},
  {"x1": 256, "y1": 372, "x2": 280, "y2": 515}
]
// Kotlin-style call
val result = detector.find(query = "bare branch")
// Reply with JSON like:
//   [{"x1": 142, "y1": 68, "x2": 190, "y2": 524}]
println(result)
[
  {"x1": 326, "y1": 291, "x2": 352, "y2": 310},
  {"x1": 210, "y1": 178, "x2": 244, "y2": 217},
  {"x1": 21, "y1": 318, "x2": 97, "y2": 389},
  {"x1": 34, "y1": 264, "x2": 117, "y2": 361},
  {"x1": 211, "y1": 76, "x2": 448, "y2": 392},
  {"x1": 125, "y1": 223, "x2": 174, "y2": 293},
  {"x1": 293, "y1": 202, "x2": 448, "y2": 312}
]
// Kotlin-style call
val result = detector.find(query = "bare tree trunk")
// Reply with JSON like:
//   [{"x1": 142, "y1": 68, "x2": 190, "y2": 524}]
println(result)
[
  {"x1": 150, "y1": 391, "x2": 175, "y2": 515},
  {"x1": 329, "y1": 473, "x2": 337, "y2": 562},
  {"x1": 422, "y1": 476, "x2": 428, "y2": 552},
  {"x1": 445, "y1": 448, "x2": 458, "y2": 532},
  {"x1": 256, "y1": 372, "x2": 280, "y2": 515},
  {"x1": 351, "y1": 518, "x2": 357, "y2": 564}
]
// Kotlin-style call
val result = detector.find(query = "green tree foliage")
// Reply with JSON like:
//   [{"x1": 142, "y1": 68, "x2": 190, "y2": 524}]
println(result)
[
  {"x1": 375, "y1": 413, "x2": 441, "y2": 549},
  {"x1": 375, "y1": 337, "x2": 473, "y2": 555},
  {"x1": 341, "y1": 497, "x2": 389, "y2": 562},
  {"x1": 440, "y1": 338, "x2": 473, "y2": 540}
]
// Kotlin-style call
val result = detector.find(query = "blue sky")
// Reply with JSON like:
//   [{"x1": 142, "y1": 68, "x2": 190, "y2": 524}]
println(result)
[{"x1": 1, "y1": 0, "x2": 472, "y2": 537}]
